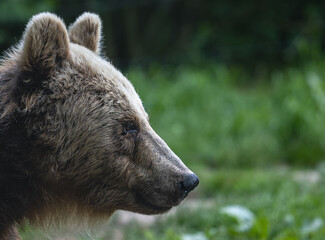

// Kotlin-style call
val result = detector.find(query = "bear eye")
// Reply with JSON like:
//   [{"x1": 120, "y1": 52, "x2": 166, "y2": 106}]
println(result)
[{"x1": 122, "y1": 122, "x2": 139, "y2": 136}]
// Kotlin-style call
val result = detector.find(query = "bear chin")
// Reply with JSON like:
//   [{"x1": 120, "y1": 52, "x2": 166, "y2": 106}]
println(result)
[{"x1": 132, "y1": 191, "x2": 177, "y2": 214}]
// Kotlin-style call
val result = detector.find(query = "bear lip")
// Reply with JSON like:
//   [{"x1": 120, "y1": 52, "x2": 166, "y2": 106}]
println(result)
[{"x1": 134, "y1": 191, "x2": 174, "y2": 213}]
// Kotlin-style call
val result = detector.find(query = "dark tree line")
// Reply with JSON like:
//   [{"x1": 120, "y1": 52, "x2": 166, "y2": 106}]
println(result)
[{"x1": 1, "y1": 0, "x2": 325, "y2": 68}]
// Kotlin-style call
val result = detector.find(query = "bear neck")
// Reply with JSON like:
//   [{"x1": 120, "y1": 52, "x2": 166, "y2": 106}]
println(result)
[{"x1": 0, "y1": 115, "x2": 47, "y2": 239}]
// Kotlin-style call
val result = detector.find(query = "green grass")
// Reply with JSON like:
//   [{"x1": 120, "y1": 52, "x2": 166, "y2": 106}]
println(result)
[{"x1": 128, "y1": 65, "x2": 280, "y2": 168}]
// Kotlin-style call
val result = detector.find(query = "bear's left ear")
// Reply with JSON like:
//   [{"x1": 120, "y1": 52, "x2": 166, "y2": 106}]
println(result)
[{"x1": 68, "y1": 13, "x2": 102, "y2": 54}]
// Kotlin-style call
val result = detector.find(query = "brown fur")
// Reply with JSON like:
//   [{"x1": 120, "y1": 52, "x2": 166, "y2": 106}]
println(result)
[
  {"x1": 0, "y1": 12, "x2": 198, "y2": 239},
  {"x1": 68, "y1": 13, "x2": 102, "y2": 54}
]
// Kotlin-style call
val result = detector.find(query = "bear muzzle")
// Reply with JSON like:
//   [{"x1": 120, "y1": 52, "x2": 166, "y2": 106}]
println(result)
[
  {"x1": 131, "y1": 172, "x2": 199, "y2": 214},
  {"x1": 131, "y1": 127, "x2": 200, "y2": 214}
]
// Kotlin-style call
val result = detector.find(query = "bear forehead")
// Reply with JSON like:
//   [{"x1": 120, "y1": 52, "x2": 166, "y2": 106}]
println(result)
[{"x1": 66, "y1": 43, "x2": 148, "y2": 120}]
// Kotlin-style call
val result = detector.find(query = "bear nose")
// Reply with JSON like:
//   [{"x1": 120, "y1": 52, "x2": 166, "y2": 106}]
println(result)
[{"x1": 180, "y1": 173, "x2": 199, "y2": 197}]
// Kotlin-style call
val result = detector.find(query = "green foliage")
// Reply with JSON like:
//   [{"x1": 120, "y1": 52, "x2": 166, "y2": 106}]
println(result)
[
  {"x1": 128, "y1": 62, "x2": 325, "y2": 168},
  {"x1": 272, "y1": 66, "x2": 325, "y2": 166},
  {"x1": 128, "y1": 66, "x2": 275, "y2": 168}
]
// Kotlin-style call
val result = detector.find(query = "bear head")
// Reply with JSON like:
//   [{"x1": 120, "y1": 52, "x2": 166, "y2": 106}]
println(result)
[{"x1": 0, "y1": 13, "x2": 199, "y2": 224}]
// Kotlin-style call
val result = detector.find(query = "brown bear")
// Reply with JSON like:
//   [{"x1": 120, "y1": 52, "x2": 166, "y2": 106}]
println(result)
[{"x1": 0, "y1": 12, "x2": 199, "y2": 240}]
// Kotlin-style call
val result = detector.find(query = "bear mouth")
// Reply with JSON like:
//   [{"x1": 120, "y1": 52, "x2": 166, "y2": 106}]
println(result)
[{"x1": 134, "y1": 191, "x2": 173, "y2": 213}]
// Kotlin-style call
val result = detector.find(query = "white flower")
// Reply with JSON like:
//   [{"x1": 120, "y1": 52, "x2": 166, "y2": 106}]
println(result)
[
  {"x1": 220, "y1": 205, "x2": 255, "y2": 232},
  {"x1": 301, "y1": 218, "x2": 323, "y2": 234},
  {"x1": 181, "y1": 232, "x2": 207, "y2": 240}
]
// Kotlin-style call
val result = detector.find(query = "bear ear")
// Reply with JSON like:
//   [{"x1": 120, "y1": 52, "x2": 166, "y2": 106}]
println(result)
[
  {"x1": 68, "y1": 13, "x2": 102, "y2": 54},
  {"x1": 21, "y1": 12, "x2": 69, "y2": 74}
]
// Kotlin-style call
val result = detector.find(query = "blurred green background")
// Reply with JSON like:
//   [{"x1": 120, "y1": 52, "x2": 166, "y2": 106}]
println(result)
[{"x1": 2, "y1": 0, "x2": 325, "y2": 239}]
